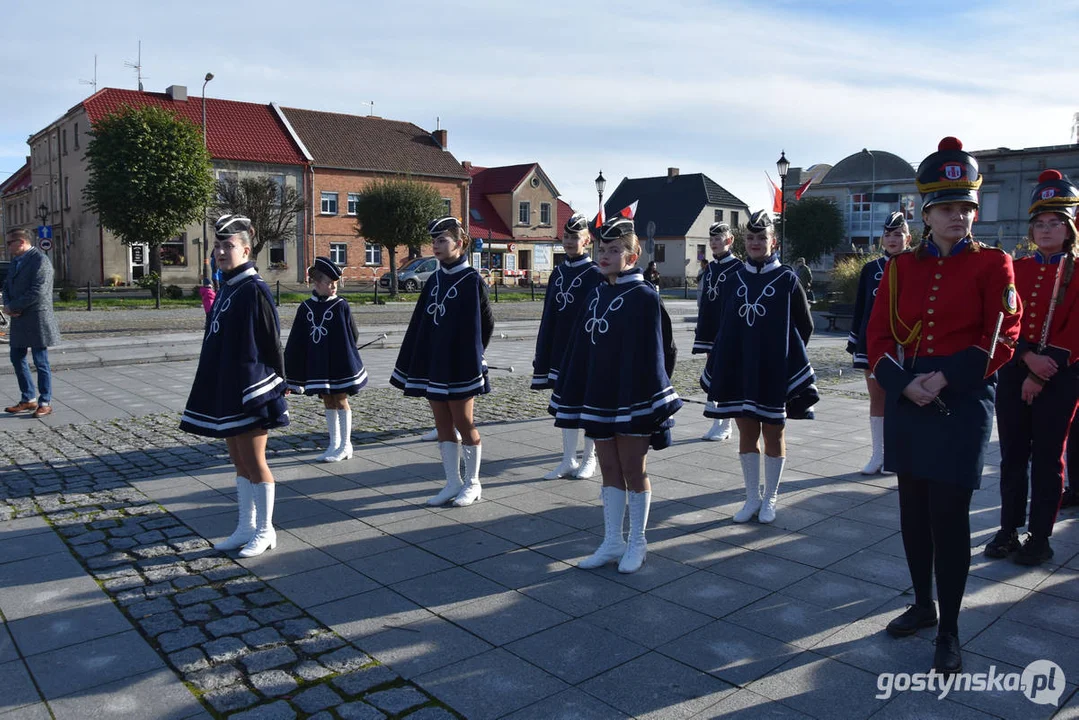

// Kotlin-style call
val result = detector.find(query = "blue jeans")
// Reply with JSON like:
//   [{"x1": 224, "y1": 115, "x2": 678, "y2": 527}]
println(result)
[{"x1": 10, "y1": 346, "x2": 51, "y2": 404}]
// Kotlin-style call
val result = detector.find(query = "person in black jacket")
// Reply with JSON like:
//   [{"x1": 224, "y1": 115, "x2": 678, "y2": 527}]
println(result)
[{"x1": 391, "y1": 217, "x2": 494, "y2": 507}]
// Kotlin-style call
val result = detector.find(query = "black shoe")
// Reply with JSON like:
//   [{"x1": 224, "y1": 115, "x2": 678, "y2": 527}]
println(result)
[
  {"x1": 984, "y1": 528, "x2": 1021, "y2": 559},
  {"x1": 1013, "y1": 533, "x2": 1053, "y2": 566},
  {"x1": 933, "y1": 632, "x2": 962, "y2": 674},
  {"x1": 886, "y1": 603, "x2": 938, "y2": 638},
  {"x1": 1061, "y1": 487, "x2": 1078, "y2": 508}
]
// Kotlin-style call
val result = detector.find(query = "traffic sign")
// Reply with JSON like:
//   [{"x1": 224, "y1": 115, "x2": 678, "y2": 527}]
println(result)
[
  {"x1": 37, "y1": 225, "x2": 52, "y2": 240},
  {"x1": 646, "y1": 238, "x2": 655, "y2": 255},
  {"x1": 39, "y1": 238, "x2": 53, "y2": 252},
  {"x1": 474, "y1": 238, "x2": 484, "y2": 252},
  {"x1": 646, "y1": 221, "x2": 656, "y2": 241},
  {"x1": 509, "y1": 243, "x2": 516, "y2": 252}
]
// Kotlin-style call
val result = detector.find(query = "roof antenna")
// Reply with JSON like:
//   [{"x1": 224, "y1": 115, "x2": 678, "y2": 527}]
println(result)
[
  {"x1": 363, "y1": 100, "x2": 374, "y2": 116},
  {"x1": 79, "y1": 54, "x2": 98, "y2": 94},
  {"x1": 436, "y1": 116, "x2": 440, "y2": 131},
  {"x1": 124, "y1": 41, "x2": 147, "y2": 91}
]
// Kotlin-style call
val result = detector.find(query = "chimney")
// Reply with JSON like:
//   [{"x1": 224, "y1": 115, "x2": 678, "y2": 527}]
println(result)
[
  {"x1": 667, "y1": 167, "x2": 679, "y2": 180},
  {"x1": 462, "y1": 160, "x2": 472, "y2": 171},
  {"x1": 433, "y1": 129, "x2": 448, "y2": 149},
  {"x1": 165, "y1": 85, "x2": 188, "y2": 102}
]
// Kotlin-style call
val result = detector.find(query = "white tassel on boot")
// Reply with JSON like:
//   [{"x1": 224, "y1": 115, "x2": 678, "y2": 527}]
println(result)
[
  {"x1": 702, "y1": 405, "x2": 732, "y2": 441},
  {"x1": 574, "y1": 435, "x2": 598, "y2": 479},
  {"x1": 733, "y1": 453, "x2": 762, "y2": 523},
  {"x1": 618, "y1": 490, "x2": 652, "y2": 573},
  {"x1": 861, "y1": 416, "x2": 884, "y2": 475},
  {"x1": 239, "y1": 482, "x2": 277, "y2": 557},
  {"x1": 759, "y1": 455, "x2": 786, "y2": 524},
  {"x1": 215, "y1": 477, "x2": 256, "y2": 550},
  {"x1": 318, "y1": 410, "x2": 339, "y2": 461},
  {"x1": 544, "y1": 428, "x2": 581, "y2": 479},
  {"x1": 427, "y1": 442, "x2": 463, "y2": 506},
  {"x1": 578, "y1": 486, "x2": 628, "y2": 568},
  {"x1": 453, "y1": 444, "x2": 482, "y2": 506},
  {"x1": 325, "y1": 408, "x2": 354, "y2": 462}
]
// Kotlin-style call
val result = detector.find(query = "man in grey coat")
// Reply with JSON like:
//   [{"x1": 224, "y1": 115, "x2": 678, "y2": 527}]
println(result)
[{"x1": 3, "y1": 228, "x2": 61, "y2": 418}]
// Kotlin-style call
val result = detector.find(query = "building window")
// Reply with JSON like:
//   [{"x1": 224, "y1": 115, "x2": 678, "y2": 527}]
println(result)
[
  {"x1": 346, "y1": 193, "x2": 361, "y2": 216},
  {"x1": 900, "y1": 194, "x2": 918, "y2": 220},
  {"x1": 329, "y1": 242, "x2": 347, "y2": 265},
  {"x1": 540, "y1": 202, "x2": 552, "y2": 225},
  {"x1": 215, "y1": 170, "x2": 238, "y2": 202},
  {"x1": 365, "y1": 243, "x2": 382, "y2": 265},
  {"x1": 697, "y1": 244, "x2": 706, "y2": 260},
  {"x1": 849, "y1": 193, "x2": 872, "y2": 233},
  {"x1": 443, "y1": 198, "x2": 452, "y2": 215},
  {"x1": 979, "y1": 192, "x2": 1000, "y2": 222},
  {"x1": 655, "y1": 244, "x2": 666, "y2": 262},
  {"x1": 731, "y1": 210, "x2": 739, "y2": 227},
  {"x1": 160, "y1": 233, "x2": 187, "y2": 266},
  {"x1": 268, "y1": 241, "x2": 286, "y2": 267},
  {"x1": 74, "y1": 123, "x2": 80, "y2": 150},
  {"x1": 64, "y1": 177, "x2": 70, "y2": 209},
  {"x1": 321, "y1": 192, "x2": 338, "y2": 215},
  {"x1": 518, "y1": 201, "x2": 530, "y2": 225},
  {"x1": 714, "y1": 209, "x2": 724, "y2": 222},
  {"x1": 62, "y1": 129, "x2": 68, "y2": 155}
]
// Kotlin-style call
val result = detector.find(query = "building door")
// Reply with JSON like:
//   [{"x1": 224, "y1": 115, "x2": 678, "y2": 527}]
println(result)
[{"x1": 130, "y1": 244, "x2": 148, "y2": 281}]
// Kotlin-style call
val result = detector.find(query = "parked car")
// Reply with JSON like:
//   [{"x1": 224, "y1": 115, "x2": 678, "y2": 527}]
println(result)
[{"x1": 379, "y1": 256, "x2": 438, "y2": 292}]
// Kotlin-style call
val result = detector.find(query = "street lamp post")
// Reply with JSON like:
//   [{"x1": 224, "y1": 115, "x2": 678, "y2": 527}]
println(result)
[
  {"x1": 776, "y1": 151, "x2": 790, "y2": 263},
  {"x1": 595, "y1": 171, "x2": 606, "y2": 222},
  {"x1": 863, "y1": 148, "x2": 876, "y2": 251},
  {"x1": 201, "y1": 72, "x2": 214, "y2": 282},
  {"x1": 38, "y1": 203, "x2": 49, "y2": 227}
]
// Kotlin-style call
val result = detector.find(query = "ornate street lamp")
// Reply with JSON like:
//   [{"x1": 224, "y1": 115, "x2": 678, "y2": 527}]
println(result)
[
  {"x1": 38, "y1": 203, "x2": 49, "y2": 225},
  {"x1": 595, "y1": 171, "x2": 606, "y2": 219},
  {"x1": 776, "y1": 151, "x2": 790, "y2": 263},
  {"x1": 201, "y1": 72, "x2": 214, "y2": 282}
]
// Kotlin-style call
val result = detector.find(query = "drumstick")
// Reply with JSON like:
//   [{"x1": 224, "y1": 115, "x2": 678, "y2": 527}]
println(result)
[{"x1": 357, "y1": 333, "x2": 388, "y2": 349}]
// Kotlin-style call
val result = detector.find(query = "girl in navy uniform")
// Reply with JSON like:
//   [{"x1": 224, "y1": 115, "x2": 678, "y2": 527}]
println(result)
[
  {"x1": 985, "y1": 170, "x2": 1079, "y2": 566},
  {"x1": 866, "y1": 137, "x2": 1020, "y2": 673},
  {"x1": 847, "y1": 212, "x2": 912, "y2": 474},
  {"x1": 532, "y1": 212, "x2": 604, "y2": 480},
  {"x1": 284, "y1": 257, "x2": 368, "y2": 463},
  {"x1": 392, "y1": 217, "x2": 494, "y2": 507},
  {"x1": 702, "y1": 210, "x2": 815, "y2": 525},
  {"x1": 694, "y1": 221, "x2": 741, "y2": 442},
  {"x1": 181, "y1": 215, "x2": 288, "y2": 558},
  {"x1": 550, "y1": 211, "x2": 682, "y2": 573}
]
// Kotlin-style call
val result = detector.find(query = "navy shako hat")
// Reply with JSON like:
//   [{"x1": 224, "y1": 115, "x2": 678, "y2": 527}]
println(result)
[
  {"x1": 709, "y1": 221, "x2": 731, "y2": 237},
  {"x1": 746, "y1": 210, "x2": 773, "y2": 232},
  {"x1": 215, "y1": 214, "x2": 252, "y2": 240},
  {"x1": 311, "y1": 256, "x2": 342, "y2": 281},
  {"x1": 598, "y1": 216, "x2": 635, "y2": 242},
  {"x1": 915, "y1": 137, "x2": 982, "y2": 210},
  {"x1": 427, "y1": 216, "x2": 463, "y2": 238},
  {"x1": 564, "y1": 212, "x2": 589, "y2": 235},
  {"x1": 883, "y1": 211, "x2": 907, "y2": 231},
  {"x1": 1029, "y1": 169, "x2": 1079, "y2": 220}
]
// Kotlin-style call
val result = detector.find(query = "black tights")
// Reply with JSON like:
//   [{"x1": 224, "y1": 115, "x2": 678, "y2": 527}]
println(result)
[{"x1": 897, "y1": 474, "x2": 974, "y2": 635}]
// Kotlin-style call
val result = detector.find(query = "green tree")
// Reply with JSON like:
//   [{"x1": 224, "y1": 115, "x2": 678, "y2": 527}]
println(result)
[
  {"x1": 353, "y1": 177, "x2": 445, "y2": 296},
  {"x1": 213, "y1": 176, "x2": 305, "y2": 265},
  {"x1": 782, "y1": 197, "x2": 846, "y2": 264},
  {"x1": 83, "y1": 104, "x2": 215, "y2": 276}
]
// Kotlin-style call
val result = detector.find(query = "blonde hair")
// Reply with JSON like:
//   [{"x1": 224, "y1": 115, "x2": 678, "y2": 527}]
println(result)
[{"x1": 606, "y1": 232, "x2": 641, "y2": 257}]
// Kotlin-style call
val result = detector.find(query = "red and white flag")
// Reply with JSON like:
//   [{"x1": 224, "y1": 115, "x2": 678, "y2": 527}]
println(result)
[
  {"x1": 766, "y1": 173, "x2": 782, "y2": 214},
  {"x1": 618, "y1": 200, "x2": 639, "y2": 219},
  {"x1": 795, "y1": 177, "x2": 815, "y2": 201}
]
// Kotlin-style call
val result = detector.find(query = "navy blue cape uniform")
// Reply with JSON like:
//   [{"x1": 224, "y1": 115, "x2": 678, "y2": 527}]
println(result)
[
  {"x1": 180, "y1": 263, "x2": 289, "y2": 437},
  {"x1": 846, "y1": 256, "x2": 888, "y2": 369},
  {"x1": 284, "y1": 294, "x2": 368, "y2": 396},
  {"x1": 391, "y1": 256, "x2": 494, "y2": 399},
  {"x1": 701, "y1": 257, "x2": 816, "y2": 424},
  {"x1": 532, "y1": 254, "x2": 604, "y2": 389},
  {"x1": 693, "y1": 252, "x2": 742, "y2": 354},
  {"x1": 549, "y1": 268, "x2": 682, "y2": 448}
]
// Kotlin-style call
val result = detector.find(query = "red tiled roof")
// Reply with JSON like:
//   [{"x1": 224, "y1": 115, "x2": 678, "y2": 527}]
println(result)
[
  {"x1": 281, "y1": 107, "x2": 468, "y2": 178},
  {"x1": 0, "y1": 160, "x2": 31, "y2": 196},
  {"x1": 468, "y1": 163, "x2": 536, "y2": 194},
  {"x1": 468, "y1": 194, "x2": 512, "y2": 240},
  {"x1": 466, "y1": 165, "x2": 578, "y2": 242},
  {"x1": 556, "y1": 199, "x2": 575, "y2": 239},
  {"x1": 80, "y1": 88, "x2": 306, "y2": 166}
]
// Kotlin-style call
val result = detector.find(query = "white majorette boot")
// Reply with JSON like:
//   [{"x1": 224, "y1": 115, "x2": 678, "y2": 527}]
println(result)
[
  {"x1": 734, "y1": 453, "x2": 762, "y2": 523},
  {"x1": 427, "y1": 441, "x2": 463, "y2": 506},
  {"x1": 578, "y1": 486, "x2": 627, "y2": 568},
  {"x1": 861, "y1": 416, "x2": 884, "y2": 475},
  {"x1": 215, "y1": 477, "x2": 256, "y2": 551},
  {"x1": 575, "y1": 435, "x2": 598, "y2": 479},
  {"x1": 421, "y1": 427, "x2": 461, "y2": 442},
  {"x1": 702, "y1": 405, "x2": 732, "y2": 441},
  {"x1": 618, "y1": 490, "x2": 652, "y2": 574},
  {"x1": 239, "y1": 482, "x2": 277, "y2": 557},
  {"x1": 454, "y1": 444, "x2": 482, "y2": 506},
  {"x1": 545, "y1": 428, "x2": 581, "y2": 479},
  {"x1": 759, "y1": 455, "x2": 786, "y2": 524},
  {"x1": 318, "y1": 410, "x2": 339, "y2": 461},
  {"x1": 325, "y1": 408, "x2": 354, "y2": 462}
]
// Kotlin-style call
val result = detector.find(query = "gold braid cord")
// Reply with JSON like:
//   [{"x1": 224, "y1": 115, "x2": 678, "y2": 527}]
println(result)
[{"x1": 888, "y1": 258, "x2": 922, "y2": 351}]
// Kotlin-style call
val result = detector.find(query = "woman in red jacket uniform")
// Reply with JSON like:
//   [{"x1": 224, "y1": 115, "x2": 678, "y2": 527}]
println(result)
[
  {"x1": 985, "y1": 170, "x2": 1079, "y2": 566},
  {"x1": 866, "y1": 137, "x2": 1021, "y2": 674}
]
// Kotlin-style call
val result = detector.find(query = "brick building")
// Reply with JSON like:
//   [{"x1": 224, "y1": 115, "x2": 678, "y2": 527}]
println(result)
[{"x1": 0, "y1": 160, "x2": 32, "y2": 260}]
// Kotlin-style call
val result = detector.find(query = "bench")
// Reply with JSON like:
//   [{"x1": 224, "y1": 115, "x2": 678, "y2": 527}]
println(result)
[{"x1": 820, "y1": 303, "x2": 855, "y2": 332}]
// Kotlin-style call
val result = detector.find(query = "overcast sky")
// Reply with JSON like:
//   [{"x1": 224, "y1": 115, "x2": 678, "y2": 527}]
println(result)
[{"x1": 3, "y1": 0, "x2": 1077, "y2": 214}]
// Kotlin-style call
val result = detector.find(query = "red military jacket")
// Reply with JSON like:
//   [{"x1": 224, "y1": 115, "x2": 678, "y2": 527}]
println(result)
[
  {"x1": 867, "y1": 238, "x2": 1021, "y2": 393},
  {"x1": 1013, "y1": 252, "x2": 1079, "y2": 365}
]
